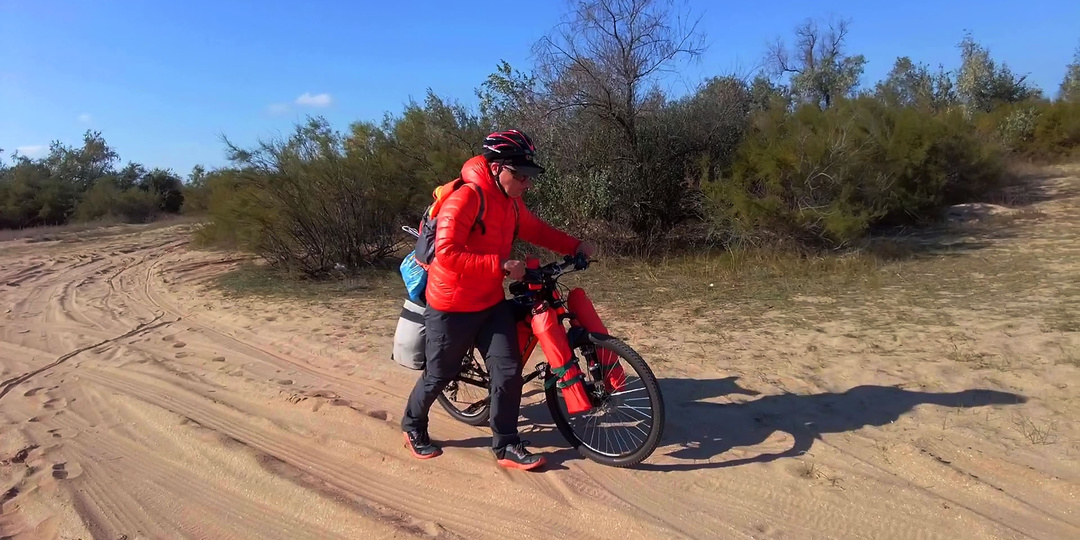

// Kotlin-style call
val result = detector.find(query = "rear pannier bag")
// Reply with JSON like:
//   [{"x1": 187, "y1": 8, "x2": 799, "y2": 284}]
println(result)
[{"x1": 391, "y1": 298, "x2": 426, "y2": 370}]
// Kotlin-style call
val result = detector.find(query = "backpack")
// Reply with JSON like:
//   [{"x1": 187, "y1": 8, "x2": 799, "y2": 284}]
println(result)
[{"x1": 414, "y1": 178, "x2": 487, "y2": 267}]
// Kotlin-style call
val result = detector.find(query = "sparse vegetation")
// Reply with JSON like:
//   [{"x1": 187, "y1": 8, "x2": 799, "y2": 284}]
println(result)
[
  {"x1": 797, "y1": 460, "x2": 818, "y2": 478},
  {"x1": 1012, "y1": 413, "x2": 1059, "y2": 445},
  {"x1": 213, "y1": 261, "x2": 402, "y2": 301}
]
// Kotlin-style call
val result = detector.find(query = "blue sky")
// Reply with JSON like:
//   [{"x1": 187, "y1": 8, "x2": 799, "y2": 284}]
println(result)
[{"x1": 2, "y1": 0, "x2": 1078, "y2": 178}]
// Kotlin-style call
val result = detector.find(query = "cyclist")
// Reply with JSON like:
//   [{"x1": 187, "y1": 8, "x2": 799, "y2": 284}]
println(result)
[{"x1": 401, "y1": 129, "x2": 596, "y2": 470}]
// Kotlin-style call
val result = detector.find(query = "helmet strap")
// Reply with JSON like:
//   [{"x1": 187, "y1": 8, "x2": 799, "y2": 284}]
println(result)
[{"x1": 491, "y1": 161, "x2": 510, "y2": 198}]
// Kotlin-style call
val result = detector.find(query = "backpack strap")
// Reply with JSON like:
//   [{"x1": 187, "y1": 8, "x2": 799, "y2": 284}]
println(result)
[
  {"x1": 466, "y1": 183, "x2": 486, "y2": 235},
  {"x1": 511, "y1": 198, "x2": 520, "y2": 240}
]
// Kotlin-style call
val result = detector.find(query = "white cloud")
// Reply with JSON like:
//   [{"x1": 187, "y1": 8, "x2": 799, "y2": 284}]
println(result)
[
  {"x1": 295, "y1": 92, "x2": 332, "y2": 107},
  {"x1": 267, "y1": 103, "x2": 290, "y2": 115},
  {"x1": 16, "y1": 145, "x2": 46, "y2": 158},
  {"x1": 78, "y1": 113, "x2": 92, "y2": 123}
]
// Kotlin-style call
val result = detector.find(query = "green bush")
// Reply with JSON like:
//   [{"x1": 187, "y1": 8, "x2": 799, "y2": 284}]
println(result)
[
  {"x1": 73, "y1": 178, "x2": 164, "y2": 224},
  {"x1": 706, "y1": 98, "x2": 1003, "y2": 248},
  {"x1": 72, "y1": 177, "x2": 122, "y2": 222},
  {"x1": 1019, "y1": 100, "x2": 1080, "y2": 160},
  {"x1": 0, "y1": 160, "x2": 80, "y2": 228},
  {"x1": 199, "y1": 118, "x2": 417, "y2": 275},
  {"x1": 114, "y1": 187, "x2": 162, "y2": 223}
]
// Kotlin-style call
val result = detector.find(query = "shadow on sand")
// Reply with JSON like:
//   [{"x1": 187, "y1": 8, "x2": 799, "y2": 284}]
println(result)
[
  {"x1": 634, "y1": 377, "x2": 1027, "y2": 471},
  {"x1": 432, "y1": 378, "x2": 1026, "y2": 472}
]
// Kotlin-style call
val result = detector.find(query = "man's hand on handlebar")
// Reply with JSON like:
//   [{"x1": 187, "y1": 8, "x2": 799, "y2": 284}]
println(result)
[
  {"x1": 506, "y1": 250, "x2": 593, "y2": 287},
  {"x1": 576, "y1": 240, "x2": 597, "y2": 259},
  {"x1": 502, "y1": 259, "x2": 525, "y2": 280}
]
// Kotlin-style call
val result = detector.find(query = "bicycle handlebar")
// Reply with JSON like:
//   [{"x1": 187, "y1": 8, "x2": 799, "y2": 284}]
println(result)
[{"x1": 521, "y1": 252, "x2": 590, "y2": 283}]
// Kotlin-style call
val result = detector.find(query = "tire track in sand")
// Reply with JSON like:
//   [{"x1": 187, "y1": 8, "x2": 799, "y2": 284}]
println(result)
[
  {"x1": 0, "y1": 313, "x2": 176, "y2": 401},
  {"x1": 78, "y1": 366, "x2": 657, "y2": 540}
]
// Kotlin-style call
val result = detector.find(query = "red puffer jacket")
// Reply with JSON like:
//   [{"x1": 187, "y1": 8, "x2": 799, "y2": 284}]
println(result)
[{"x1": 425, "y1": 155, "x2": 582, "y2": 313}]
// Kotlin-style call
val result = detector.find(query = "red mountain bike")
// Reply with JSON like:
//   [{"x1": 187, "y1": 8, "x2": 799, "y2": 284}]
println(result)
[{"x1": 434, "y1": 253, "x2": 665, "y2": 468}]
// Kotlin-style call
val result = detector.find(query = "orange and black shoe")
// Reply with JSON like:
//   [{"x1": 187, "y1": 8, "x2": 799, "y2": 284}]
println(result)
[
  {"x1": 403, "y1": 430, "x2": 442, "y2": 459},
  {"x1": 494, "y1": 441, "x2": 546, "y2": 471}
]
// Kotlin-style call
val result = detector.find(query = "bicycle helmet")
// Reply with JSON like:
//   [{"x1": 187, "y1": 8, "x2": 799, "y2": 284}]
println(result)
[{"x1": 482, "y1": 129, "x2": 545, "y2": 176}]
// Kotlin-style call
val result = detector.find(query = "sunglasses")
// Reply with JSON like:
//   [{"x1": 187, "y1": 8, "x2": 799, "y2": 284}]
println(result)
[{"x1": 503, "y1": 166, "x2": 534, "y2": 182}]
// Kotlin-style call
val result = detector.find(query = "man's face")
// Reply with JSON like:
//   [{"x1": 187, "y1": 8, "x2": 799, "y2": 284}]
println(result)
[{"x1": 494, "y1": 164, "x2": 533, "y2": 198}]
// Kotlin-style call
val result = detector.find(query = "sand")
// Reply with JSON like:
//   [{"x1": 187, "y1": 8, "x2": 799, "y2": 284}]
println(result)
[{"x1": 1, "y1": 168, "x2": 1078, "y2": 539}]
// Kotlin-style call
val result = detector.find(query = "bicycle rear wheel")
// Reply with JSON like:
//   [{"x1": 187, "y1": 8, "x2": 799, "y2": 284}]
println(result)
[
  {"x1": 545, "y1": 333, "x2": 665, "y2": 468},
  {"x1": 435, "y1": 348, "x2": 491, "y2": 426}
]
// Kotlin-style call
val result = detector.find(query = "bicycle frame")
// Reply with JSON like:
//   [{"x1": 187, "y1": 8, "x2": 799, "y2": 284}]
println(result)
[{"x1": 457, "y1": 260, "x2": 589, "y2": 393}]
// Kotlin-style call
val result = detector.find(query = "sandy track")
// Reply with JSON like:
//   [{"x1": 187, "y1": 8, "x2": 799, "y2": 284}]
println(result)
[{"x1": 1, "y1": 171, "x2": 1079, "y2": 539}]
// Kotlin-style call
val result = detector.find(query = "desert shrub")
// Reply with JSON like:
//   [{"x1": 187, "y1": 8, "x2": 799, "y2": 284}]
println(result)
[
  {"x1": 113, "y1": 187, "x2": 162, "y2": 223},
  {"x1": 72, "y1": 177, "x2": 122, "y2": 222},
  {"x1": 1018, "y1": 100, "x2": 1080, "y2": 160},
  {"x1": 200, "y1": 118, "x2": 417, "y2": 275},
  {"x1": 0, "y1": 160, "x2": 80, "y2": 228},
  {"x1": 707, "y1": 98, "x2": 1003, "y2": 248}
]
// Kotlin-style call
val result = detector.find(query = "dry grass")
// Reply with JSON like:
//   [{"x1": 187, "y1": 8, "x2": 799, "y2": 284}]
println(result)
[
  {"x1": 0, "y1": 218, "x2": 123, "y2": 242},
  {"x1": 211, "y1": 206, "x2": 1078, "y2": 340},
  {"x1": 568, "y1": 247, "x2": 888, "y2": 311},
  {"x1": 1011, "y1": 413, "x2": 1060, "y2": 445},
  {"x1": 0, "y1": 215, "x2": 204, "y2": 244},
  {"x1": 214, "y1": 261, "x2": 402, "y2": 302}
]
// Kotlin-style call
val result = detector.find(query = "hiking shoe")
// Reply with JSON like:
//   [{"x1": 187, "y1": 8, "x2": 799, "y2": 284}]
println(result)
[
  {"x1": 494, "y1": 441, "x2": 546, "y2": 471},
  {"x1": 403, "y1": 430, "x2": 442, "y2": 459}
]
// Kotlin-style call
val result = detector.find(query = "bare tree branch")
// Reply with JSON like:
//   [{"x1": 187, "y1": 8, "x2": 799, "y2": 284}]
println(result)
[{"x1": 533, "y1": 0, "x2": 706, "y2": 153}]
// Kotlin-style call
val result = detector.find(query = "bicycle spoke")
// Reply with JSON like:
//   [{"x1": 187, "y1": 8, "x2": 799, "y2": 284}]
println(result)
[
  {"x1": 612, "y1": 419, "x2": 632, "y2": 455},
  {"x1": 613, "y1": 407, "x2": 651, "y2": 439},
  {"x1": 616, "y1": 404, "x2": 653, "y2": 419}
]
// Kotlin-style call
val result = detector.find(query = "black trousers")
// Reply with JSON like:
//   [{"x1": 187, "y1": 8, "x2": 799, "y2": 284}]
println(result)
[{"x1": 401, "y1": 299, "x2": 524, "y2": 449}]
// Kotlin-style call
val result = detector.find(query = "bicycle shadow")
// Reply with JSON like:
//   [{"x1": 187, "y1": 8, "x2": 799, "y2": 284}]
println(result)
[{"x1": 636, "y1": 376, "x2": 1028, "y2": 471}]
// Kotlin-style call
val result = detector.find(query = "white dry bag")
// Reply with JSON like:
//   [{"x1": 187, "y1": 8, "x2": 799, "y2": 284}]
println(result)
[{"x1": 391, "y1": 297, "x2": 426, "y2": 370}]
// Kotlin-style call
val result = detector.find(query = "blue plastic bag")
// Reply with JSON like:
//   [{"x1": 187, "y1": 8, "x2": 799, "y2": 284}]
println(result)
[{"x1": 399, "y1": 250, "x2": 427, "y2": 302}]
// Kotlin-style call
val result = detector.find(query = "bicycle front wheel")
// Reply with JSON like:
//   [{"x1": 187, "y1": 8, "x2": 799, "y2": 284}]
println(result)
[{"x1": 545, "y1": 333, "x2": 665, "y2": 468}]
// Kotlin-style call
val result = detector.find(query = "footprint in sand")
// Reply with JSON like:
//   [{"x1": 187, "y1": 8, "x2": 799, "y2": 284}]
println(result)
[
  {"x1": 172, "y1": 341, "x2": 187, "y2": 348},
  {"x1": 22, "y1": 387, "x2": 45, "y2": 397},
  {"x1": 47, "y1": 428, "x2": 77, "y2": 439},
  {"x1": 162, "y1": 335, "x2": 175, "y2": 342},
  {"x1": 175, "y1": 352, "x2": 190, "y2": 359},
  {"x1": 2, "y1": 486, "x2": 19, "y2": 508},
  {"x1": 367, "y1": 410, "x2": 389, "y2": 421},
  {"x1": 50, "y1": 462, "x2": 83, "y2": 480},
  {"x1": 42, "y1": 398, "x2": 67, "y2": 410},
  {"x1": 5, "y1": 445, "x2": 38, "y2": 465}
]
